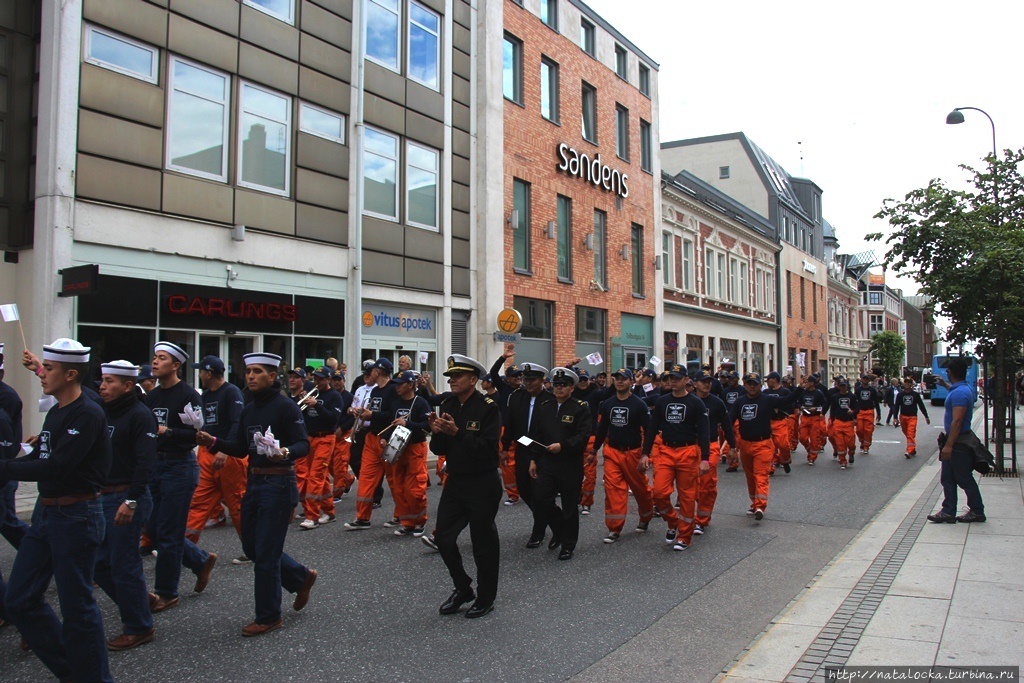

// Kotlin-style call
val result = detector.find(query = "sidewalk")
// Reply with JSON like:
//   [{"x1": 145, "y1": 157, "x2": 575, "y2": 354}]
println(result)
[{"x1": 717, "y1": 409, "x2": 1024, "y2": 683}]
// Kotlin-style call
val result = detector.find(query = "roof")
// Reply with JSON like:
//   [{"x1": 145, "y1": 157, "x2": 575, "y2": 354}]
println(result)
[
  {"x1": 663, "y1": 170, "x2": 777, "y2": 242},
  {"x1": 569, "y1": 0, "x2": 660, "y2": 69},
  {"x1": 823, "y1": 218, "x2": 836, "y2": 240}
]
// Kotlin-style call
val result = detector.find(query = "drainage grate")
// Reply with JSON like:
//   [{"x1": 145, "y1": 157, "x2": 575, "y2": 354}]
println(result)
[
  {"x1": 982, "y1": 470, "x2": 1019, "y2": 478},
  {"x1": 783, "y1": 478, "x2": 942, "y2": 683}
]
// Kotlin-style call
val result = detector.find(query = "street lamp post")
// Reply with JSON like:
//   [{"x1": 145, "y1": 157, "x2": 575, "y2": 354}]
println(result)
[{"x1": 946, "y1": 106, "x2": 1012, "y2": 473}]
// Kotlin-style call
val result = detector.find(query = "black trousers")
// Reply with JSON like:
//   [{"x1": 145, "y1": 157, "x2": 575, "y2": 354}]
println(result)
[
  {"x1": 514, "y1": 450, "x2": 551, "y2": 538},
  {"x1": 350, "y1": 431, "x2": 384, "y2": 504},
  {"x1": 532, "y1": 458, "x2": 583, "y2": 550},
  {"x1": 435, "y1": 471, "x2": 502, "y2": 605}
]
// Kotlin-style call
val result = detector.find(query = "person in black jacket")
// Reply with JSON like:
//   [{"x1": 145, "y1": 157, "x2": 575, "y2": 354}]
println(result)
[
  {"x1": 196, "y1": 352, "x2": 317, "y2": 637},
  {"x1": 329, "y1": 371, "x2": 356, "y2": 502},
  {"x1": 95, "y1": 360, "x2": 159, "y2": 651},
  {"x1": 384, "y1": 371, "x2": 432, "y2": 536},
  {"x1": 429, "y1": 355, "x2": 501, "y2": 619},
  {"x1": 0, "y1": 344, "x2": 28, "y2": 554},
  {"x1": 3, "y1": 339, "x2": 112, "y2": 682},
  {"x1": 528, "y1": 367, "x2": 592, "y2": 560}
]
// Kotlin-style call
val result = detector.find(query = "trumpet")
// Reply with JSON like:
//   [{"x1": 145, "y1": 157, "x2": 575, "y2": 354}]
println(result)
[
  {"x1": 346, "y1": 402, "x2": 368, "y2": 442},
  {"x1": 299, "y1": 388, "x2": 319, "y2": 411}
]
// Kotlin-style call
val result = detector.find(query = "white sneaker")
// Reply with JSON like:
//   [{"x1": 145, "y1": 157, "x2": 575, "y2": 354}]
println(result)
[
  {"x1": 503, "y1": 499, "x2": 517, "y2": 506},
  {"x1": 294, "y1": 512, "x2": 305, "y2": 520},
  {"x1": 693, "y1": 524, "x2": 704, "y2": 536},
  {"x1": 672, "y1": 541, "x2": 688, "y2": 551},
  {"x1": 299, "y1": 519, "x2": 318, "y2": 530},
  {"x1": 580, "y1": 506, "x2": 590, "y2": 516},
  {"x1": 318, "y1": 513, "x2": 335, "y2": 525}
]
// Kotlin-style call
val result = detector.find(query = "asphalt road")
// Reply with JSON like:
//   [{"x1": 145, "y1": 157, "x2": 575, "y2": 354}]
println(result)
[{"x1": 0, "y1": 421, "x2": 938, "y2": 683}]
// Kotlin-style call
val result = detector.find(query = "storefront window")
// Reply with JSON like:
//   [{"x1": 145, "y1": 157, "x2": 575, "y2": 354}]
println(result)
[
  {"x1": 77, "y1": 325, "x2": 154, "y2": 382},
  {"x1": 294, "y1": 337, "x2": 344, "y2": 370},
  {"x1": 752, "y1": 341, "x2": 764, "y2": 376},
  {"x1": 686, "y1": 334, "x2": 703, "y2": 375},
  {"x1": 514, "y1": 296, "x2": 553, "y2": 368},
  {"x1": 575, "y1": 306, "x2": 605, "y2": 374}
]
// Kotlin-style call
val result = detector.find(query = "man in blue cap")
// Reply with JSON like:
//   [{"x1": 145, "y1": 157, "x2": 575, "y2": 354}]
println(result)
[{"x1": 345, "y1": 358, "x2": 398, "y2": 529}]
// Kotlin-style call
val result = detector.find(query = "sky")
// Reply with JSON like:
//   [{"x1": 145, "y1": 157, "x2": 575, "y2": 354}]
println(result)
[{"x1": 585, "y1": 0, "x2": 1024, "y2": 296}]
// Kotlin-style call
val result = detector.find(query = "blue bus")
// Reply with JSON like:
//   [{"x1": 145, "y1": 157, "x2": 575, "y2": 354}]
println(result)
[{"x1": 927, "y1": 354, "x2": 979, "y2": 406}]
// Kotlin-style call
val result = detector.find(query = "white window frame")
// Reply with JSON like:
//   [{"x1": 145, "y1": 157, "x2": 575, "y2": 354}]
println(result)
[
  {"x1": 705, "y1": 246, "x2": 727, "y2": 300},
  {"x1": 756, "y1": 266, "x2": 765, "y2": 310},
  {"x1": 237, "y1": 80, "x2": 292, "y2": 197},
  {"x1": 365, "y1": 0, "x2": 401, "y2": 73},
  {"x1": 299, "y1": 102, "x2": 346, "y2": 144},
  {"x1": 84, "y1": 24, "x2": 158, "y2": 84},
  {"x1": 243, "y1": 0, "x2": 295, "y2": 25},
  {"x1": 362, "y1": 126, "x2": 400, "y2": 222},
  {"x1": 407, "y1": 0, "x2": 441, "y2": 91},
  {"x1": 166, "y1": 56, "x2": 230, "y2": 183},
  {"x1": 405, "y1": 140, "x2": 439, "y2": 231},
  {"x1": 682, "y1": 238, "x2": 694, "y2": 292},
  {"x1": 728, "y1": 257, "x2": 739, "y2": 303},
  {"x1": 739, "y1": 261, "x2": 749, "y2": 306},
  {"x1": 662, "y1": 231, "x2": 674, "y2": 288}
]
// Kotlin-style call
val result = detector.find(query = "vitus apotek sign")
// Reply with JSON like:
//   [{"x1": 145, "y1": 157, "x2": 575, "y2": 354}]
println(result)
[{"x1": 361, "y1": 304, "x2": 436, "y2": 340}]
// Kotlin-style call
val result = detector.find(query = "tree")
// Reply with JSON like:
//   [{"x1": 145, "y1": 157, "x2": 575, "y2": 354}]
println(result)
[{"x1": 868, "y1": 331, "x2": 906, "y2": 378}]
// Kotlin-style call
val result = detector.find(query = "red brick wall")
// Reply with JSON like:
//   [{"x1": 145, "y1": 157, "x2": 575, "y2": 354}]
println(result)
[
  {"x1": 503, "y1": 1, "x2": 656, "y2": 363},
  {"x1": 786, "y1": 269, "x2": 828, "y2": 372}
]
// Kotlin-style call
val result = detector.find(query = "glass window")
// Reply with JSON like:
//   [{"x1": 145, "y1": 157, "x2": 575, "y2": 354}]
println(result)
[
  {"x1": 406, "y1": 141, "x2": 438, "y2": 230},
  {"x1": 640, "y1": 119, "x2": 652, "y2": 172},
  {"x1": 540, "y1": 58, "x2": 559, "y2": 123},
  {"x1": 869, "y1": 291, "x2": 882, "y2": 305},
  {"x1": 503, "y1": 33, "x2": 523, "y2": 104},
  {"x1": 661, "y1": 232, "x2": 672, "y2": 287},
  {"x1": 299, "y1": 103, "x2": 346, "y2": 144},
  {"x1": 243, "y1": 0, "x2": 294, "y2": 24},
  {"x1": 238, "y1": 82, "x2": 291, "y2": 195},
  {"x1": 615, "y1": 104, "x2": 629, "y2": 160},
  {"x1": 581, "y1": 83, "x2": 597, "y2": 143},
  {"x1": 513, "y1": 178, "x2": 531, "y2": 271},
  {"x1": 84, "y1": 25, "x2": 158, "y2": 83},
  {"x1": 740, "y1": 262, "x2": 749, "y2": 306},
  {"x1": 638, "y1": 63, "x2": 650, "y2": 96},
  {"x1": 366, "y1": 0, "x2": 400, "y2": 72},
  {"x1": 557, "y1": 194, "x2": 572, "y2": 280},
  {"x1": 705, "y1": 248, "x2": 714, "y2": 298},
  {"x1": 717, "y1": 253, "x2": 725, "y2": 299},
  {"x1": 408, "y1": 1, "x2": 440, "y2": 90},
  {"x1": 719, "y1": 165, "x2": 730, "y2": 179},
  {"x1": 576, "y1": 307, "x2": 605, "y2": 342},
  {"x1": 539, "y1": 0, "x2": 557, "y2": 29},
  {"x1": 363, "y1": 127, "x2": 399, "y2": 220},
  {"x1": 729, "y1": 257, "x2": 738, "y2": 302},
  {"x1": 593, "y1": 209, "x2": 606, "y2": 288},
  {"x1": 580, "y1": 18, "x2": 595, "y2": 56},
  {"x1": 167, "y1": 57, "x2": 230, "y2": 182},
  {"x1": 614, "y1": 44, "x2": 627, "y2": 79},
  {"x1": 631, "y1": 224, "x2": 643, "y2": 296},
  {"x1": 682, "y1": 239, "x2": 693, "y2": 291}
]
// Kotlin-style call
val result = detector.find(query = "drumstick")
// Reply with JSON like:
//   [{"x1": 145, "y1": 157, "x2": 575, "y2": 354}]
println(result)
[{"x1": 375, "y1": 419, "x2": 401, "y2": 437}]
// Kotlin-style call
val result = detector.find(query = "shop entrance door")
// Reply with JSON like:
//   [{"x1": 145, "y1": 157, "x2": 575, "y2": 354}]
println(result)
[
  {"x1": 197, "y1": 334, "x2": 257, "y2": 391},
  {"x1": 624, "y1": 347, "x2": 649, "y2": 372},
  {"x1": 361, "y1": 343, "x2": 437, "y2": 381}
]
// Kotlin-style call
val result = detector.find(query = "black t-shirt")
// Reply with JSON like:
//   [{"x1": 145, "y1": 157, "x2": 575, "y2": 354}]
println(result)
[
  {"x1": 855, "y1": 385, "x2": 881, "y2": 411},
  {"x1": 730, "y1": 391, "x2": 799, "y2": 440},
  {"x1": 146, "y1": 380, "x2": 202, "y2": 457},
  {"x1": 826, "y1": 391, "x2": 857, "y2": 422},
  {"x1": 201, "y1": 382, "x2": 245, "y2": 441},
  {"x1": 105, "y1": 393, "x2": 159, "y2": 498},
  {"x1": 303, "y1": 387, "x2": 344, "y2": 434},
  {"x1": 0, "y1": 380, "x2": 24, "y2": 445},
  {"x1": 644, "y1": 391, "x2": 710, "y2": 459},
  {"x1": 896, "y1": 390, "x2": 929, "y2": 418},
  {"x1": 593, "y1": 393, "x2": 649, "y2": 451}
]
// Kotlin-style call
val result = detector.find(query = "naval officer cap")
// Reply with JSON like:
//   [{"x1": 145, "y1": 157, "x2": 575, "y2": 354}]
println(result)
[
  {"x1": 243, "y1": 352, "x2": 282, "y2": 368},
  {"x1": 550, "y1": 367, "x2": 578, "y2": 386},
  {"x1": 443, "y1": 354, "x2": 487, "y2": 377},
  {"x1": 43, "y1": 338, "x2": 91, "y2": 363},
  {"x1": 519, "y1": 363, "x2": 549, "y2": 378},
  {"x1": 100, "y1": 360, "x2": 140, "y2": 379},
  {"x1": 154, "y1": 341, "x2": 188, "y2": 364}
]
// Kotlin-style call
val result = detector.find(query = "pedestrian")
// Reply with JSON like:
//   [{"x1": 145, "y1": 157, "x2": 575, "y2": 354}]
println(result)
[
  {"x1": 296, "y1": 366, "x2": 344, "y2": 529},
  {"x1": 762, "y1": 371, "x2": 794, "y2": 475},
  {"x1": 4, "y1": 339, "x2": 112, "y2": 682},
  {"x1": 429, "y1": 355, "x2": 501, "y2": 619},
  {"x1": 884, "y1": 378, "x2": 900, "y2": 426},
  {"x1": 796, "y1": 376, "x2": 828, "y2": 465},
  {"x1": 928, "y1": 357, "x2": 985, "y2": 523},
  {"x1": 329, "y1": 371, "x2": 355, "y2": 502},
  {"x1": 824, "y1": 379, "x2": 857, "y2": 469},
  {"x1": 344, "y1": 358, "x2": 398, "y2": 530},
  {"x1": 854, "y1": 374, "x2": 882, "y2": 453},
  {"x1": 719, "y1": 372, "x2": 742, "y2": 471},
  {"x1": 692, "y1": 371, "x2": 734, "y2": 534},
  {"x1": 895, "y1": 377, "x2": 930, "y2": 458},
  {"x1": 196, "y1": 352, "x2": 317, "y2": 636},
  {"x1": 382, "y1": 370, "x2": 432, "y2": 537}
]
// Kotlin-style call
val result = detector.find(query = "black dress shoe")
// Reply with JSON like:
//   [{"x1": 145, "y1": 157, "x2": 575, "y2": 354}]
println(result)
[
  {"x1": 465, "y1": 601, "x2": 494, "y2": 619},
  {"x1": 558, "y1": 547, "x2": 574, "y2": 561},
  {"x1": 439, "y1": 588, "x2": 475, "y2": 615},
  {"x1": 927, "y1": 511, "x2": 957, "y2": 524},
  {"x1": 525, "y1": 535, "x2": 544, "y2": 549},
  {"x1": 547, "y1": 536, "x2": 562, "y2": 550},
  {"x1": 956, "y1": 510, "x2": 986, "y2": 523}
]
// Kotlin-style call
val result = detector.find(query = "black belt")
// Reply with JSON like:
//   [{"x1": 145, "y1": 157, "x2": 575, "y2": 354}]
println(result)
[
  {"x1": 607, "y1": 442, "x2": 642, "y2": 451},
  {"x1": 158, "y1": 452, "x2": 189, "y2": 460},
  {"x1": 101, "y1": 484, "x2": 131, "y2": 495},
  {"x1": 742, "y1": 434, "x2": 773, "y2": 442},
  {"x1": 40, "y1": 493, "x2": 100, "y2": 506},
  {"x1": 662, "y1": 439, "x2": 698, "y2": 448}
]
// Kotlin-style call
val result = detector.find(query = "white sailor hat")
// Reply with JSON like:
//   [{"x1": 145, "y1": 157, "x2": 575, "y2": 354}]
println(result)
[
  {"x1": 154, "y1": 341, "x2": 188, "y2": 364},
  {"x1": 520, "y1": 363, "x2": 549, "y2": 378},
  {"x1": 243, "y1": 352, "x2": 283, "y2": 368},
  {"x1": 43, "y1": 338, "x2": 91, "y2": 363},
  {"x1": 442, "y1": 354, "x2": 486, "y2": 377},
  {"x1": 100, "y1": 360, "x2": 140, "y2": 378},
  {"x1": 550, "y1": 367, "x2": 578, "y2": 386}
]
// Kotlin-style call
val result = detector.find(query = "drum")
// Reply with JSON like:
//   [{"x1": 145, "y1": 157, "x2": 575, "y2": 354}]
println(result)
[{"x1": 382, "y1": 425, "x2": 412, "y2": 465}]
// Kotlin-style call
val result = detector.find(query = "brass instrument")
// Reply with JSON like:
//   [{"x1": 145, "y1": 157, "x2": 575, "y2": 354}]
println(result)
[{"x1": 298, "y1": 388, "x2": 319, "y2": 412}]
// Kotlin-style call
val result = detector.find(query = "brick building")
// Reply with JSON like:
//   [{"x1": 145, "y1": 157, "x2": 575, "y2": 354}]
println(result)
[{"x1": 501, "y1": 0, "x2": 660, "y2": 372}]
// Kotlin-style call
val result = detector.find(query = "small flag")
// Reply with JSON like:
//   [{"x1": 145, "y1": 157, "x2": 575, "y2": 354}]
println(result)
[
  {"x1": 0, "y1": 303, "x2": 19, "y2": 322},
  {"x1": 418, "y1": 351, "x2": 429, "y2": 365},
  {"x1": 649, "y1": 356, "x2": 662, "y2": 367},
  {"x1": 586, "y1": 352, "x2": 603, "y2": 366}
]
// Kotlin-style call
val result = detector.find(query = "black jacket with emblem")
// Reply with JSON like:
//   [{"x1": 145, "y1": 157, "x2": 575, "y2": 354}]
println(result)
[
  {"x1": 500, "y1": 388, "x2": 557, "y2": 456},
  {"x1": 429, "y1": 390, "x2": 500, "y2": 476},
  {"x1": 529, "y1": 397, "x2": 592, "y2": 464}
]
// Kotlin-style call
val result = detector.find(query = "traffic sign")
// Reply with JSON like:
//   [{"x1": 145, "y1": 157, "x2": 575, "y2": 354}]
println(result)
[
  {"x1": 496, "y1": 308, "x2": 523, "y2": 334},
  {"x1": 493, "y1": 332, "x2": 521, "y2": 344}
]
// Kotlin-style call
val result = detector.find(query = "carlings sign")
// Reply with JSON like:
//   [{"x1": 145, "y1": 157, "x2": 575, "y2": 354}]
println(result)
[{"x1": 556, "y1": 143, "x2": 629, "y2": 198}]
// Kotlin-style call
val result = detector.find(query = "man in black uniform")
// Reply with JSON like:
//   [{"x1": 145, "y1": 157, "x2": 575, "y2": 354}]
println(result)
[
  {"x1": 0, "y1": 343, "x2": 27, "y2": 554},
  {"x1": 895, "y1": 377, "x2": 930, "y2": 458},
  {"x1": 94, "y1": 360, "x2": 159, "y2": 651},
  {"x1": 196, "y1": 352, "x2": 317, "y2": 636},
  {"x1": 2, "y1": 339, "x2": 112, "y2": 682},
  {"x1": 854, "y1": 374, "x2": 882, "y2": 454},
  {"x1": 528, "y1": 367, "x2": 592, "y2": 560},
  {"x1": 429, "y1": 355, "x2": 501, "y2": 619},
  {"x1": 145, "y1": 341, "x2": 217, "y2": 613},
  {"x1": 692, "y1": 372, "x2": 734, "y2": 534}
]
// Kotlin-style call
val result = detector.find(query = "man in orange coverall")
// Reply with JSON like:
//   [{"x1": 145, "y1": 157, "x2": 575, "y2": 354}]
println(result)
[{"x1": 895, "y1": 377, "x2": 930, "y2": 458}]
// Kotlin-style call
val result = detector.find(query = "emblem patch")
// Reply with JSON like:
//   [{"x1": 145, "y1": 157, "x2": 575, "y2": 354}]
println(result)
[
  {"x1": 561, "y1": 415, "x2": 574, "y2": 423},
  {"x1": 665, "y1": 403, "x2": 685, "y2": 424},
  {"x1": 466, "y1": 420, "x2": 480, "y2": 431},
  {"x1": 740, "y1": 404, "x2": 758, "y2": 420},
  {"x1": 610, "y1": 407, "x2": 629, "y2": 427}
]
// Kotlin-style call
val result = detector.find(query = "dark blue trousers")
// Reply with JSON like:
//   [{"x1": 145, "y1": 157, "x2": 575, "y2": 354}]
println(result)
[
  {"x1": 940, "y1": 442, "x2": 985, "y2": 515},
  {"x1": 146, "y1": 456, "x2": 210, "y2": 597},
  {"x1": 95, "y1": 490, "x2": 154, "y2": 635}
]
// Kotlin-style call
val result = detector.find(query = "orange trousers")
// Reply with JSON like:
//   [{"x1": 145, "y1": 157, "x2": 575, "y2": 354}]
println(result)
[
  {"x1": 856, "y1": 410, "x2": 876, "y2": 450},
  {"x1": 740, "y1": 438, "x2": 774, "y2": 512},
  {"x1": 391, "y1": 441, "x2": 429, "y2": 529},
  {"x1": 653, "y1": 444, "x2": 700, "y2": 544},
  {"x1": 603, "y1": 445, "x2": 654, "y2": 533},
  {"x1": 329, "y1": 430, "x2": 355, "y2": 497},
  {"x1": 799, "y1": 414, "x2": 826, "y2": 461},
  {"x1": 295, "y1": 435, "x2": 336, "y2": 520},
  {"x1": 185, "y1": 445, "x2": 247, "y2": 541},
  {"x1": 771, "y1": 419, "x2": 792, "y2": 467},
  {"x1": 900, "y1": 415, "x2": 918, "y2": 454},
  {"x1": 580, "y1": 435, "x2": 597, "y2": 507},
  {"x1": 788, "y1": 413, "x2": 800, "y2": 451},
  {"x1": 832, "y1": 420, "x2": 855, "y2": 465},
  {"x1": 826, "y1": 418, "x2": 838, "y2": 453},
  {"x1": 500, "y1": 442, "x2": 519, "y2": 502},
  {"x1": 355, "y1": 436, "x2": 400, "y2": 522},
  {"x1": 696, "y1": 442, "x2": 721, "y2": 526}
]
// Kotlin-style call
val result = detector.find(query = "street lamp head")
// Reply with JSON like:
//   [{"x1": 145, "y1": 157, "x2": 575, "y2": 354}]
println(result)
[{"x1": 945, "y1": 108, "x2": 965, "y2": 125}]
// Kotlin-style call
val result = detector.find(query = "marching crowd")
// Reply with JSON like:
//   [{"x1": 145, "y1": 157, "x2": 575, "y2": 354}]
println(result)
[{"x1": 0, "y1": 337, "x2": 937, "y2": 682}]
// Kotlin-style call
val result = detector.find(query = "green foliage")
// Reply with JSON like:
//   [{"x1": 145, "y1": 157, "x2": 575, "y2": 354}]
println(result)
[{"x1": 868, "y1": 331, "x2": 906, "y2": 378}]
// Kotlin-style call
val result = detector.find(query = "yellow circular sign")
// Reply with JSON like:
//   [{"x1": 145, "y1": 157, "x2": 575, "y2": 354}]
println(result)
[
  {"x1": 362, "y1": 311, "x2": 374, "y2": 328},
  {"x1": 497, "y1": 308, "x2": 523, "y2": 334}
]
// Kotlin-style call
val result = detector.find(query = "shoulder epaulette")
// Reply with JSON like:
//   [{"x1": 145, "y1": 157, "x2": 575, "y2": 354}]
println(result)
[{"x1": 484, "y1": 397, "x2": 494, "y2": 404}]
